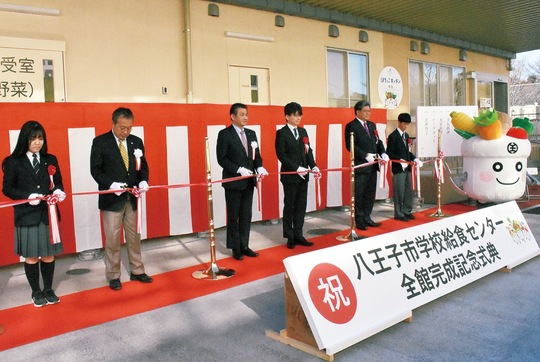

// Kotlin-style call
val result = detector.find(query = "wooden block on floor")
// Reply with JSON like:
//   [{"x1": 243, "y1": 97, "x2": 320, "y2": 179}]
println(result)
[{"x1": 265, "y1": 329, "x2": 334, "y2": 362}]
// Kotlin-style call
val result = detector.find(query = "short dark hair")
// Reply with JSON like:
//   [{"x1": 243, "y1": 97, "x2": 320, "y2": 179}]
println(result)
[
  {"x1": 284, "y1": 102, "x2": 302, "y2": 116},
  {"x1": 230, "y1": 103, "x2": 247, "y2": 116},
  {"x1": 354, "y1": 100, "x2": 370, "y2": 113},
  {"x1": 112, "y1": 107, "x2": 134, "y2": 124},
  {"x1": 398, "y1": 113, "x2": 412, "y2": 123}
]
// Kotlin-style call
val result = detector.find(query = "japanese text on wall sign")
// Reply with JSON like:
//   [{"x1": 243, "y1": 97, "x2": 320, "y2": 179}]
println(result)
[
  {"x1": 1, "y1": 56, "x2": 35, "y2": 98},
  {"x1": 352, "y1": 216, "x2": 504, "y2": 299}
]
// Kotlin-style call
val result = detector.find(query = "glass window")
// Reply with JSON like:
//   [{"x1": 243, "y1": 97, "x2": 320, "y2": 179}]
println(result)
[
  {"x1": 409, "y1": 60, "x2": 465, "y2": 119},
  {"x1": 327, "y1": 49, "x2": 368, "y2": 107}
]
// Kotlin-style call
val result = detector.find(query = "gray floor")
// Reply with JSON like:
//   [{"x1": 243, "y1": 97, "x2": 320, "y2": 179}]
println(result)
[{"x1": 0, "y1": 202, "x2": 539, "y2": 361}]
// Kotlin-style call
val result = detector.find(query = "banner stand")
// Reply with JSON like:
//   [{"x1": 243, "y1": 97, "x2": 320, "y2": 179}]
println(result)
[{"x1": 265, "y1": 273, "x2": 334, "y2": 361}]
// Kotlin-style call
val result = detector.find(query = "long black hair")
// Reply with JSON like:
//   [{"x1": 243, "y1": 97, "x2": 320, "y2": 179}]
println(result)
[{"x1": 2, "y1": 121, "x2": 48, "y2": 170}]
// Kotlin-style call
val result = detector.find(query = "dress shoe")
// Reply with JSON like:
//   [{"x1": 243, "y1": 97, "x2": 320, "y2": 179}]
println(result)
[
  {"x1": 242, "y1": 248, "x2": 259, "y2": 257},
  {"x1": 295, "y1": 237, "x2": 314, "y2": 247},
  {"x1": 130, "y1": 273, "x2": 153, "y2": 283},
  {"x1": 394, "y1": 216, "x2": 409, "y2": 221},
  {"x1": 365, "y1": 219, "x2": 381, "y2": 227},
  {"x1": 405, "y1": 213, "x2": 416, "y2": 220},
  {"x1": 232, "y1": 249, "x2": 244, "y2": 260},
  {"x1": 109, "y1": 278, "x2": 122, "y2": 291},
  {"x1": 355, "y1": 223, "x2": 367, "y2": 231},
  {"x1": 286, "y1": 238, "x2": 296, "y2": 249}
]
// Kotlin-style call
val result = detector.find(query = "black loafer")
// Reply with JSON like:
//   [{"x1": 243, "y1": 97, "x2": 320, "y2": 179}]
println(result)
[
  {"x1": 232, "y1": 249, "x2": 244, "y2": 260},
  {"x1": 395, "y1": 216, "x2": 409, "y2": 221},
  {"x1": 130, "y1": 273, "x2": 153, "y2": 283},
  {"x1": 365, "y1": 219, "x2": 381, "y2": 227},
  {"x1": 405, "y1": 214, "x2": 416, "y2": 220},
  {"x1": 242, "y1": 248, "x2": 259, "y2": 257},
  {"x1": 356, "y1": 222, "x2": 367, "y2": 230},
  {"x1": 109, "y1": 278, "x2": 122, "y2": 290},
  {"x1": 295, "y1": 237, "x2": 314, "y2": 247},
  {"x1": 286, "y1": 239, "x2": 296, "y2": 249}
]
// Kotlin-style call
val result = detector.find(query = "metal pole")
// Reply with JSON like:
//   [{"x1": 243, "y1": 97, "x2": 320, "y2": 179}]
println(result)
[
  {"x1": 429, "y1": 129, "x2": 450, "y2": 218},
  {"x1": 337, "y1": 132, "x2": 364, "y2": 241},
  {"x1": 193, "y1": 137, "x2": 235, "y2": 279}
]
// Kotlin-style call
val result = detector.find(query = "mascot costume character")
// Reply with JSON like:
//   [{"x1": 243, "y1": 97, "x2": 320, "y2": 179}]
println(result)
[{"x1": 449, "y1": 109, "x2": 533, "y2": 205}]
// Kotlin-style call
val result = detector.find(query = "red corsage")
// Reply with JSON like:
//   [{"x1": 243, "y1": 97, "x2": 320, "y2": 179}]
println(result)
[
  {"x1": 48, "y1": 165, "x2": 56, "y2": 190},
  {"x1": 302, "y1": 136, "x2": 309, "y2": 154},
  {"x1": 374, "y1": 130, "x2": 379, "y2": 140}
]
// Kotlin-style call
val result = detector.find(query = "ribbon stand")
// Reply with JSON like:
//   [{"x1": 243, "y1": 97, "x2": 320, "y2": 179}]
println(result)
[
  {"x1": 429, "y1": 129, "x2": 450, "y2": 218},
  {"x1": 193, "y1": 137, "x2": 235, "y2": 280},
  {"x1": 337, "y1": 132, "x2": 364, "y2": 242}
]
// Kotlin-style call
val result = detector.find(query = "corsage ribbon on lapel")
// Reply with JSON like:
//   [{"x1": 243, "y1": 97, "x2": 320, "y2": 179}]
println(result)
[
  {"x1": 48, "y1": 165, "x2": 56, "y2": 190},
  {"x1": 134, "y1": 149, "x2": 143, "y2": 171}
]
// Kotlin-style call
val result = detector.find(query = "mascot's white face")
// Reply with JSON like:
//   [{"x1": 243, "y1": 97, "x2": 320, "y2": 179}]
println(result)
[{"x1": 461, "y1": 135, "x2": 531, "y2": 203}]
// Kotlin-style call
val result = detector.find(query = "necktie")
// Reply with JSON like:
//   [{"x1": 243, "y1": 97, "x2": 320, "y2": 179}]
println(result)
[
  {"x1": 240, "y1": 130, "x2": 248, "y2": 156},
  {"x1": 363, "y1": 122, "x2": 370, "y2": 138},
  {"x1": 119, "y1": 139, "x2": 129, "y2": 170},
  {"x1": 32, "y1": 153, "x2": 39, "y2": 174},
  {"x1": 402, "y1": 132, "x2": 407, "y2": 146},
  {"x1": 293, "y1": 128, "x2": 298, "y2": 140}
]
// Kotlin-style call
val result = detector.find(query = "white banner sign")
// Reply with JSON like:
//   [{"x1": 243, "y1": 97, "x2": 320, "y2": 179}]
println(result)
[{"x1": 284, "y1": 201, "x2": 539, "y2": 354}]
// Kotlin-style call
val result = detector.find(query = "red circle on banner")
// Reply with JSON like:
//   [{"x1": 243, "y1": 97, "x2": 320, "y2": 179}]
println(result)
[{"x1": 308, "y1": 263, "x2": 357, "y2": 324}]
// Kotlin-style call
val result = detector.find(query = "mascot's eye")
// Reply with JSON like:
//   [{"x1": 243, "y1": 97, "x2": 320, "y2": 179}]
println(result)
[
  {"x1": 516, "y1": 162, "x2": 523, "y2": 172},
  {"x1": 492, "y1": 162, "x2": 503, "y2": 172}
]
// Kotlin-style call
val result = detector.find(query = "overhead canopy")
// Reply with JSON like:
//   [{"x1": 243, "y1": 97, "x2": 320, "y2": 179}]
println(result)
[{"x1": 214, "y1": 0, "x2": 540, "y2": 59}]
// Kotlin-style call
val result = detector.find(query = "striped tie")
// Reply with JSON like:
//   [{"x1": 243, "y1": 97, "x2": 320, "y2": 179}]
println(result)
[
  {"x1": 240, "y1": 130, "x2": 248, "y2": 156},
  {"x1": 119, "y1": 140, "x2": 129, "y2": 170},
  {"x1": 32, "y1": 153, "x2": 39, "y2": 174}
]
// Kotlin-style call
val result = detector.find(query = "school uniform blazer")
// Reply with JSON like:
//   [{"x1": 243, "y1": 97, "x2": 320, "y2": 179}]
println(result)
[
  {"x1": 2, "y1": 153, "x2": 64, "y2": 226},
  {"x1": 344, "y1": 118, "x2": 386, "y2": 174},
  {"x1": 386, "y1": 129, "x2": 416, "y2": 174},
  {"x1": 90, "y1": 131, "x2": 149, "y2": 212},
  {"x1": 275, "y1": 125, "x2": 317, "y2": 184},
  {"x1": 216, "y1": 125, "x2": 263, "y2": 190}
]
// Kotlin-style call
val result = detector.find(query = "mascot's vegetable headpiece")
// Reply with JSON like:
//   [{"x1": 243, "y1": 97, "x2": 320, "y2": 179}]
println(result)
[{"x1": 449, "y1": 109, "x2": 532, "y2": 203}]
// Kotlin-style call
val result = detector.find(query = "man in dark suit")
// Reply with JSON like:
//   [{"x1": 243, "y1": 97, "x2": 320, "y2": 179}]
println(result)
[
  {"x1": 344, "y1": 100, "x2": 389, "y2": 230},
  {"x1": 386, "y1": 113, "x2": 423, "y2": 221},
  {"x1": 216, "y1": 103, "x2": 268, "y2": 260},
  {"x1": 90, "y1": 107, "x2": 153, "y2": 290},
  {"x1": 275, "y1": 102, "x2": 320, "y2": 249}
]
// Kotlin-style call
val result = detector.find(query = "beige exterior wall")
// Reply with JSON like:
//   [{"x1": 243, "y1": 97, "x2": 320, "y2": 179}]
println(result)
[
  {"x1": 0, "y1": 0, "x2": 509, "y2": 107},
  {"x1": 0, "y1": 0, "x2": 185, "y2": 102},
  {"x1": 190, "y1": 0, "x2": 385, "y2": 106}
]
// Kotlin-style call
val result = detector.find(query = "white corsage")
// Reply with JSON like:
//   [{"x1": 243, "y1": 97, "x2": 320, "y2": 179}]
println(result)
[
  {"x1": 134, "y1": 148, "x2": 143, "y2": 171},
  {"x1": 250, "y1": 141, "x2": 258, "y2": 160}
]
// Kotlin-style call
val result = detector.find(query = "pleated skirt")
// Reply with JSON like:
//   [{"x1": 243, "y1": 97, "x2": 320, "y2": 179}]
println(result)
[{"x1": 14, "y1": 222, "x2": 63, "y2": 258}]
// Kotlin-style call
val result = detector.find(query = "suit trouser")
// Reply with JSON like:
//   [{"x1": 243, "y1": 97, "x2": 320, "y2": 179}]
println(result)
[
  {"x1": 354, "y1": 170, "x2": 377, "y2": 225},
  {"x1": 282, "y1": 181, "x2": 308, "y2": 239},
  {"x1": 225, "y1": 187, "x2": 254, "y2": 251},
  {"x1": 102, "y1": 201, "x2": 145, "y2": 280},
  {"x1": 392, "y1": 171, "x2": 413, "y2": 217}
]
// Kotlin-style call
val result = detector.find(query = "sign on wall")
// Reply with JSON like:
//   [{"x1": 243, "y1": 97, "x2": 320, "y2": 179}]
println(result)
[
  {"x1": 377, "y1": 66, "x2": 403, "y2": 110},
  {"x1": 0, "y1": 37, "x2": 66, "y2": 102},
  {"x1": 416, "y1": 106, "x2": 478, "y2": 157}
]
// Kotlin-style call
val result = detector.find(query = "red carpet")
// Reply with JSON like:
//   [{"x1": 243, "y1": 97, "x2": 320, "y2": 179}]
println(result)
[{"x1": 0, "y1": 204, "x2": 473, "y2": 351}]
